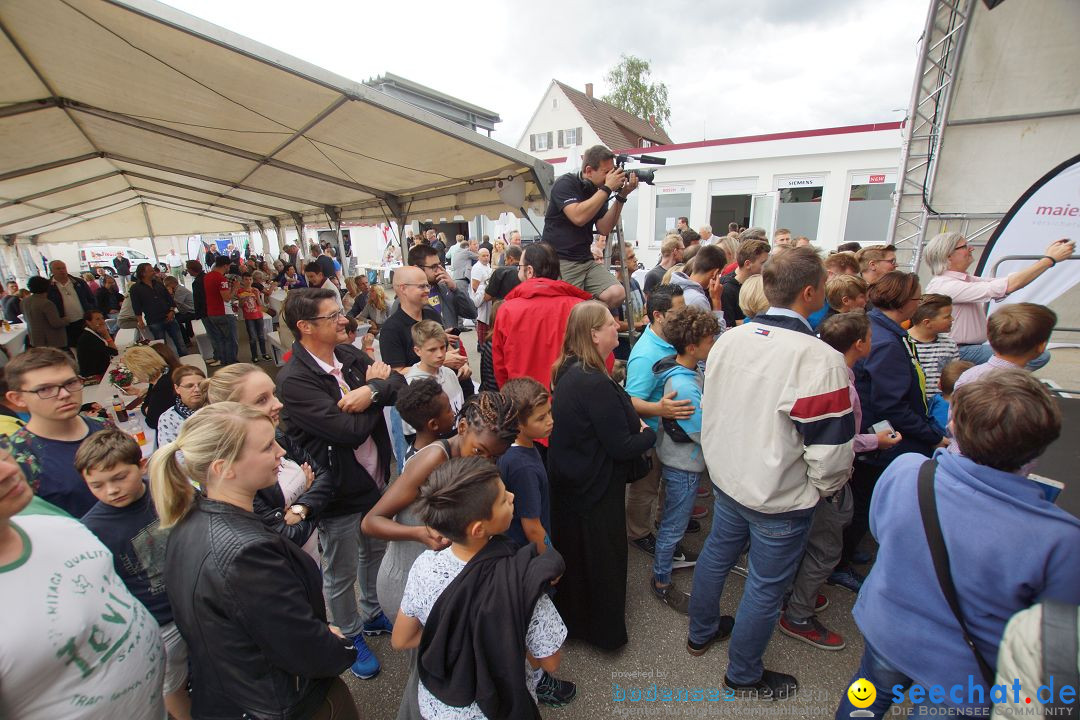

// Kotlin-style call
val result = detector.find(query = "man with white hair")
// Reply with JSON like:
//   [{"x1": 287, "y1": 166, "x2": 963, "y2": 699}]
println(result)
[
  {"x1": 699, "y1": 225, "x2": 716, "y2": 245},
  {"x1": 45, "y1": 260, "x2": 95, "y2": 348}
]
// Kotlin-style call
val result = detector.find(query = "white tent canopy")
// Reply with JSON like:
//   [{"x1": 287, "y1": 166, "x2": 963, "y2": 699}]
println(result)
[{"x1": 0, "y1": 0, "x2": 553, "y2": 247}]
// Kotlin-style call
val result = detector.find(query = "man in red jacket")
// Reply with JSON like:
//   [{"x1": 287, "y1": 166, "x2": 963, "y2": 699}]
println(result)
[{"x1": 492, "y1": 243, "x2": 592, "y2": 389}]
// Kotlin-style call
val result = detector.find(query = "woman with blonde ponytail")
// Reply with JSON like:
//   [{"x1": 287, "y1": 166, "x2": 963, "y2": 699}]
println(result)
[
  {"x1": 154, "y1": 402, "x2": 359, "y2": 719},
  {"x1": 204, "y1": 363, "x2": 335, "y2": 559}
]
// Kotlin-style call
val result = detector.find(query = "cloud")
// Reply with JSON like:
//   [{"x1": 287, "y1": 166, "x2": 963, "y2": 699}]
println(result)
[{"x1": 159, "y1": 0, "x2": 926, "y2": 148}]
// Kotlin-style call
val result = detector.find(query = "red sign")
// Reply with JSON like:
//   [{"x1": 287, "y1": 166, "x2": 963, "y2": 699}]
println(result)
[{"x1": 869, "y1": 174, "x2": 886, "y2": 184}]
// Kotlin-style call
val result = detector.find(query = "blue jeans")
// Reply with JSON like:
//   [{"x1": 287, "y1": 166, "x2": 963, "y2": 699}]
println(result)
[
  {"x1": 836, "y1": 641, "x2": 985, "y2": 718},
  {"x1": 957, "y1": 342, "x2": 1050, "y2": 370},
  {"x1": 687, "y1": 491, "x2": 813, "y2": 684},
  {"x1": 204, "y1": 315, "x2": 238, "y2": 365},
  {"x1": 318, "y1": 511, "x2": 387, "y2": 637},
  {"x1": 245, "y1": 318, "x2": 267, "y2": 357},
  {"x1": 148, "y1": 319, "x2": 186, "y2": 358},
  {"x1": 653, "y1": 465, "x2": 700, "y2": 584}
]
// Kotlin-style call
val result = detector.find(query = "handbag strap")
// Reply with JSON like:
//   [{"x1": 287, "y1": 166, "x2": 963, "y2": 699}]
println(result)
[
  {"x1": 917, "y1": 459, "x2": 996, "y2": 686},
  {"x1": 1041, "y1": 600, "x2": 1079, "y2": 717}
]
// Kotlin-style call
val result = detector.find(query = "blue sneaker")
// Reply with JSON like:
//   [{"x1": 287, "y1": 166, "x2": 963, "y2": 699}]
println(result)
[
  {"x1": 826, "y1": 568, "x2": 865, "y2": 593},
  {"x1": 349, "y1": 634, "x2": 380, "y2": 679},
  {"x1": 362, "y1": 612, "x2": 394, "y2": 637}
]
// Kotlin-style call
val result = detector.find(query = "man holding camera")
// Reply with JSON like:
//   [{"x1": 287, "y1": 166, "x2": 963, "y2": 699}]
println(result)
[{"x1": 541, "y1": 145, "x2": 638, "y2": 309}]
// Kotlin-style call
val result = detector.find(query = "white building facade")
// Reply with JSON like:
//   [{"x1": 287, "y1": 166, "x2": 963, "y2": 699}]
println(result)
[{"x1": 529, "y1": 122, "x2": 903, "y2": 266}]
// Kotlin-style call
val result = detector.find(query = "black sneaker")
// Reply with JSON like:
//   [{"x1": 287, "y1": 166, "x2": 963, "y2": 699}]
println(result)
[
  {"x1": 683, "y1": 518, "x2": 702, "y2": 535},
  {"x1": 535, "y1": 671, "x2": 577, "y2": 708},
  {"x1": 630, "y1": 534, "x2": 657, "y2": 556},
  {"x1": 686, "y1": 615, "x2": 735, "y2": 656},
  {"x1": 651, "y1": 579, "x2": 690, "y2": 614},
  {"x1": 672, "y1": 544, "x2": 698, "y2": 570},
  {"x1": 723, "y1": 669, "x2": 798, "y2": 701}
]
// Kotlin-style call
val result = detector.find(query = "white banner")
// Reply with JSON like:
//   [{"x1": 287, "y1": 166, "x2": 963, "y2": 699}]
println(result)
[{"x1": 977, "y1": 154, "x2": 1080, "y2": 313}]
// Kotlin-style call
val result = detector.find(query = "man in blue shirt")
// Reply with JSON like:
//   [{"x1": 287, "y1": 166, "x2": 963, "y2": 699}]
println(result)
[{"x1": 624, "y1": 285, "x2": 698, "y2": 558}]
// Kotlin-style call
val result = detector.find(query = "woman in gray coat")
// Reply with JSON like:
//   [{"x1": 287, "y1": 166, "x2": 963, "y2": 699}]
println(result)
[{"x1": 22, "y1": 276, "x2": 67, "y2": 348}]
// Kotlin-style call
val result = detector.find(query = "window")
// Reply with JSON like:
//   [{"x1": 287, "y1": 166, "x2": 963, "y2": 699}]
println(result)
[
  {"x1": 845, "y1": 180, "x2": 896, "y2": 244},
  {"x1": 532, "y1": 133, "x2": 550, "y2": 151},
  {"x1": 552, "y1": 98, "x2": 558, "y2": 109},
  {"x1": 558, "y1": 127, "x2": 582, "y2": 147}
]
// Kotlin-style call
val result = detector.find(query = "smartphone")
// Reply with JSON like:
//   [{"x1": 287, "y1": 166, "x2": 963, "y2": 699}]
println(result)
[
  {"x1": 870, "y1": 420, "x2": 895, "y2": 435},
  {"x1": 1028, "y1": 474, "x2": 1064, "y2": 503}
]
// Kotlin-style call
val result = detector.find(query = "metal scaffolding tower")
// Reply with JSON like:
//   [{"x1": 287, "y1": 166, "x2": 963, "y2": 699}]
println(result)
[{"x1": 887, "y1": 0, "x2": 986, "y2": 271}]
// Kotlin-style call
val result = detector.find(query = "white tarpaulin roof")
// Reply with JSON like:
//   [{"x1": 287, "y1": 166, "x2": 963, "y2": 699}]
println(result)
[{"x1": 0, "y1": 0, "x2": 553, "y2": 244}]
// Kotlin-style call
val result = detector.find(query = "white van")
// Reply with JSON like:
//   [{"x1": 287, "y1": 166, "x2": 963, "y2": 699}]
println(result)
[{"x1": 79, "y1": 246, "x2": 156, "y2": 275}]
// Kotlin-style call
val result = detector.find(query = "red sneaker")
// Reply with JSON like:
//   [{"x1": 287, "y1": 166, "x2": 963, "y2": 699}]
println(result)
[
  {"x1": 779, "y1": 616, "x2": 846, "y2": 651},
  {"x1": 691, "y1": 504, "x2": 708, "y2": 519}
]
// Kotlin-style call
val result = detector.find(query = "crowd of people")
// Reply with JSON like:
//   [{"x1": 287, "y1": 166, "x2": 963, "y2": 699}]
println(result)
[{"x1": 0, "y1": 144, "x2": 1078, "y2": 720}]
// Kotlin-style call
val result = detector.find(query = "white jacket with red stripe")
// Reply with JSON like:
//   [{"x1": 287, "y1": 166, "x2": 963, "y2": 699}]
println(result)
[{"x1": 702, "y1": 312, "x2": 855, "y2": 514}]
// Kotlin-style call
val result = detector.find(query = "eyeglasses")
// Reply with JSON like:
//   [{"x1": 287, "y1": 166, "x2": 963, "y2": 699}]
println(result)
[
  {"x1": 21, "y1": 377, "x2": 84, "y2": 399},
  {"x1": 400, "y1": 283, "x2": 431, "y2": 291},
  {"x1": 304, "y1": 310, "x2": 345, "y2": 323},
  {"x1": 953, "y1": 244, "x2": 969, "y2": 252},
  {"x1": 420, "y1": 263, "x2": 442, "y2": 270}
]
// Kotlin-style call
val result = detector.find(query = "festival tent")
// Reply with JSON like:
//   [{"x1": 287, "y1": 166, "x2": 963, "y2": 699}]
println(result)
[{"x1": 0, "y1": 0, "x2": 553, "y2": 254}]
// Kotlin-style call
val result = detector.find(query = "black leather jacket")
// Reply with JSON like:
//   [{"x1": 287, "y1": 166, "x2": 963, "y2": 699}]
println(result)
[
  {"x1": 164, "y1": 496, "x2": 356, "y2": 719},
  {"x1": 253, "y1": 428, "x2": 337, "y2": 547}
]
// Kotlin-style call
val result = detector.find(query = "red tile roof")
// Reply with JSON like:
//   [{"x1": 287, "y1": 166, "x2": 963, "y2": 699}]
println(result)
[{"x1": 554, "y1": 81, "x2": 674, "y2": 149}]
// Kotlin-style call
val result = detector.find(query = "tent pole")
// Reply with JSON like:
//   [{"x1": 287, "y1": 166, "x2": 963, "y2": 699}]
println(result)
[
  {"x1": 290, "y1": 212, "x2": 305, "y2": 272},
  {"x1": 141, "y1": 204, "x2": 160, "y2": 265}
]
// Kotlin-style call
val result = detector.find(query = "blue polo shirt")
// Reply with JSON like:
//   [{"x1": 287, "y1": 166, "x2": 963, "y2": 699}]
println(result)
[{"x1": 625, "y1": 325, "x2": 675, "y2": 431}]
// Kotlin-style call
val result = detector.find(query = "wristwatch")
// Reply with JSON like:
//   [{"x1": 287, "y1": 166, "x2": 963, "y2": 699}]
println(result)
[
  {"x1": 367, "y1": 384, "x2": 380, "y2": 404},
  {"x1": 598, "y1": 184, "x2": 613, "y2": 195},
  {"x1": 289, "y1": 504, "x2": 308, "y2": 520}
]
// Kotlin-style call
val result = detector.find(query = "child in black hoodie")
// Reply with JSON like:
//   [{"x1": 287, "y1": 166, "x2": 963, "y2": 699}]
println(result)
[{"x1": 391, "y1": 457, "x2": 566, "y2": 720}]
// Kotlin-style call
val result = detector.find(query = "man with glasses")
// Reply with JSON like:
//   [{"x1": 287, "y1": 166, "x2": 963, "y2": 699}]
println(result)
[
  {"x1": 401, "y1": 244, "x2": 478, "y2": 339},
  {"x1": 276, "y1": 288, "x2": 405, "y2": 681},
  {"x1": 3, "y1": 348, "x2": 108, "y2": 517},
  {"x1": 855, "y1": 244, "x2": 898, "y2": 285}
]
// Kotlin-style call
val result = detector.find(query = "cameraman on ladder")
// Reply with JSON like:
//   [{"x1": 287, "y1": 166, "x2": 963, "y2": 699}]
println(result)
[{"x1": 540, "y1": 145, "x2": 639, "y2": 309}]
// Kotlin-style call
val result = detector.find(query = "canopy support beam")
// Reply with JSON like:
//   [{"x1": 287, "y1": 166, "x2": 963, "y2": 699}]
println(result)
[
  {"x1": 70, "y1": 101, "x2": 391, "y2": 200},
  {"x1": 0, "y1": 171, "x2": 123, "y2": 210}
]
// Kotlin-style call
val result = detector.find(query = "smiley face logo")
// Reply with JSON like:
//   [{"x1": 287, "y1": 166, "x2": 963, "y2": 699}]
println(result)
[{"x1": 847, "y1": 678, "x2": 876, "y2": 709}]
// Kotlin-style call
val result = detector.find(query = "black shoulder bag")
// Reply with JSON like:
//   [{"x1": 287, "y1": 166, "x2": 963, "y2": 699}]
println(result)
[{"x1": 917, "y1": 459, "x2": 996, "y2": 686}]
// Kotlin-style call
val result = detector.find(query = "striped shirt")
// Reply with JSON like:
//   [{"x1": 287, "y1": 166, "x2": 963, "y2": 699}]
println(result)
[{"x1": 910, "y1": 334, "x2": 960, "y2": 397}]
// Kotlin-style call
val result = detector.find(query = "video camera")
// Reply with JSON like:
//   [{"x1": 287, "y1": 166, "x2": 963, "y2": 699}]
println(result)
[{"x1": 615, "y1": 153, "x2": 666, "y2": 186}]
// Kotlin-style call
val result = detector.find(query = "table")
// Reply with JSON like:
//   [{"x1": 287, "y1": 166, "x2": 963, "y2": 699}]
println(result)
[
  {"x1": 81, "y1": 361, "x2": 155, "y2": 458},
  {"x1": 0, "y1": 325, "x2": 27, "y2": 366}
]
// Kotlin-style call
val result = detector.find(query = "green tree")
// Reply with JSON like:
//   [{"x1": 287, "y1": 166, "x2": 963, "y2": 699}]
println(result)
[{"x1": 601, "y1": 54, "x2": 671, "y2": 130}]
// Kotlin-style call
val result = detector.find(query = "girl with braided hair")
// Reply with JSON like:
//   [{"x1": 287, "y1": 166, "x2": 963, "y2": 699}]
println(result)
[{"x1": 362, "y1": 390, "x2": 518, "y2": 720}]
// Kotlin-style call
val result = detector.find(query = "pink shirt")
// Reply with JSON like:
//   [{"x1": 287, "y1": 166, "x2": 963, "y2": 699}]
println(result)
[
  {"x1": 847, "y1": 366, "x2": 879, "y2": 454},
  {"x1": 925, "y1": 271, "x2": 1009, "y2": 345},
  {"x1": 310, "y1": 350, "x2": 383, "y2": 489}
]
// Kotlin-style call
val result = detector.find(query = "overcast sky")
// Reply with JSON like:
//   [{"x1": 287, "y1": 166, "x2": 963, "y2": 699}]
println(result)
[{"x1": 161, "y1": 0, "x2": 928, "y2": 148}]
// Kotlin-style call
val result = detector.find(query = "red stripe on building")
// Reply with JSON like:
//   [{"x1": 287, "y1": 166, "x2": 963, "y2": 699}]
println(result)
[
  {"x1": 790, "y1": 387, "x2": 851, "y2": 421},
  {"x1": 541, "y1": 121, "x2": 904, "y2": 167}
]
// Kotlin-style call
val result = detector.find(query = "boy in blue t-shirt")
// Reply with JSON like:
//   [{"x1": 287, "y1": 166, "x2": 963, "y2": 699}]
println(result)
[
  {"x1": 928, "y1": 359, "x2": 973, "y2": 438},
  {"x1": 76, "y1": 428, "x2": 192, "y2": 720},
  {"x1": 498, "y1": 377, "x2": 554, "y2": 553},
  {"x1": 650, "y1": 306, "x2": 719, "y2": 613}
]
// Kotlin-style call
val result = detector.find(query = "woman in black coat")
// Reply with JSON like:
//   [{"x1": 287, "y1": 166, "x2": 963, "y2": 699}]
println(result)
[
  {"x1": 547, "y1": 301, "x2": 656, "y2": 650},
  {"x1": 152, "y1": 403, "x2": 358, "y2": 719},
  {"x1": 75, "y1": 309, "x2": 118, "y2": 378}
]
